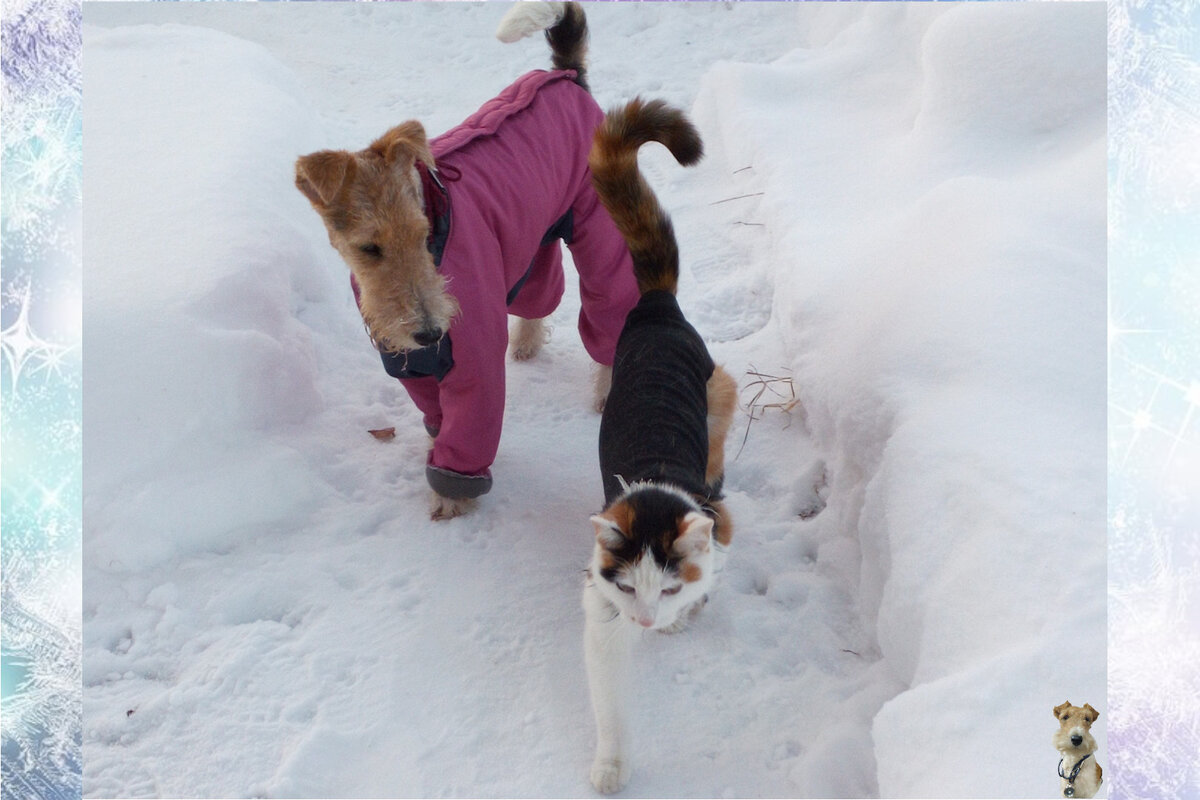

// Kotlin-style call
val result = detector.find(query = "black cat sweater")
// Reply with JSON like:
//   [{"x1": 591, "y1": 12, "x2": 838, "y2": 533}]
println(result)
[{"x1": 598, "y1": 290, "x2": 714, "y2": 506}]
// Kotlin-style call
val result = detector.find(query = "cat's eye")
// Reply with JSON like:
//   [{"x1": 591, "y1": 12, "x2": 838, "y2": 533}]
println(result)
[
  {"x1": 359, "y1": 243, "x2": 383, "y2": 258},
  {"x1": 662, "y1": 585, "x2": 682, "y2": 596},
  {"x1": 615, "y1": 582, "x2": 635, "y2": 595}
]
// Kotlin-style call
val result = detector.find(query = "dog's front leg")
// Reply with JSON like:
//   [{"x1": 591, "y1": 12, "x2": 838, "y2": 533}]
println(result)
[
  {"x1": 429, "y1": 492, "x2": 476, "y2": 521},
  {"x1": 425, "y1": 463, "x2": 490, "y2": 521},
  {"x1": 583, "y1": 583, "x2": 633, "y2": 793},
  {"x1": 509, "y1": 316, "x2": 549, "y2": 361}
]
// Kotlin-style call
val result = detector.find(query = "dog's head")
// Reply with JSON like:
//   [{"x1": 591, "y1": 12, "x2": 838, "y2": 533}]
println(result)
[
  {"x1": 1053, "y1": 702, "x2": 1099, "y2": 754},
  {"x1": 296, "y1": 121, "x2": 458, "y2": 352}
]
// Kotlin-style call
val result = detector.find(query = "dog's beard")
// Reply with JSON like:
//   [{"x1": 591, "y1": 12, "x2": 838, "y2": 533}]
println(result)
[{"x1": 360, "y1": 290, "x2": 458, "y2": 353}]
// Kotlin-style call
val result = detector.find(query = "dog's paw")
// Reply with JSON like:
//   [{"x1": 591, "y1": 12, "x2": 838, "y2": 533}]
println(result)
[
  {"x1": 590, "y1": 758, "x2": 629, "y2": 794},
  {"x1": 430, "y1": 493, "x2": 475, "y2": 521},
  {"x1": 593, "y1": 364, "x2": 613, "y2": 413},
  {"x1": 510, "y1": 317, "x2": 548, "y2": 361}
]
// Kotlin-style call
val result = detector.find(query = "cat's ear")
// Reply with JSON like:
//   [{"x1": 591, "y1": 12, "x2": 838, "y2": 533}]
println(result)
[
  {"x1": 590, "y1": 514, "x2": 627, "y2": 549},
  {"x1": 673, "y1": 511, "x2": 713, "y2": 556}
]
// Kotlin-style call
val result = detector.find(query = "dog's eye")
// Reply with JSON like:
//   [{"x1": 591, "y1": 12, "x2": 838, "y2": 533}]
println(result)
[
  {"x1": 359, "y1": 243, "x2": 383, "y2": 258},
  {"x1": 662, "y1": 585, "x2": 682, "y2": 596}
]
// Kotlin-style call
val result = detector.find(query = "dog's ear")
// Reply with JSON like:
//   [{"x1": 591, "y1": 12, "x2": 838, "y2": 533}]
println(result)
[
  {"x1": 1054, "y1": 702, "x2": 1072, "y2": 719},
  {"x1": 372, "y1": 121, "x2": 435, "y2": 170},
  {"x1": 1083, "y1": 704, "x2": 1099, "y2": 721},
  {"x1": 295, "y1": 151, "x2": 356, "y2": 209}
]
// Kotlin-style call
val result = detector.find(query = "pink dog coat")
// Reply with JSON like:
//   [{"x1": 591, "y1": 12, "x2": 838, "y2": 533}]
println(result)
[{"x1": 361, "y1": 70, "x2": 639, "y2": 499}]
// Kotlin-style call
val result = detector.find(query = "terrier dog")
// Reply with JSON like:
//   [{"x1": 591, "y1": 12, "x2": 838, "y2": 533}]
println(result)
[
  {"x1": 1053, "y1": 702, "x2": 1103, "y2": 798},
  {"x1": 580, "y1": 98, "x2": 737, "y2": 794},
  {"x1": 295, "y1": 2, "x2": 639, "y2": 519}
]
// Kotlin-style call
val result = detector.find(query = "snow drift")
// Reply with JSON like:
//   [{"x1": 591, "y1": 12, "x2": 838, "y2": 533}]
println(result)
[{"x1": 693, "y1": 4, "x2": 1106, "y2": 795}]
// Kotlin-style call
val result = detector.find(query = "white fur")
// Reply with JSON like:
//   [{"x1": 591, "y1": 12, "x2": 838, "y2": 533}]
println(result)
[
  {"x1": 509, "y1": 316, "x2": 548, "y2": 361},
  {"x1": 1053, "y1": 719, "x2": 1102, "y2": 798},
  {"x1": 495, "y1": 2, "x2": 566, "y2": 44},
  {"x1": 593, "y1": 363, "x2": 612, "y2": 413},
  {"x1": 1057, "y1": 752, "x2": 1102, "y2": 798},
  {"x1": 582, "y1": 501, "x2": 715, "y2": 793},
  {"x1": 429, "y1": 491, "x2": 474, "y2": 521},
  {"x1": 582, "y1": 583, "x2": 634, "y2": 794}
]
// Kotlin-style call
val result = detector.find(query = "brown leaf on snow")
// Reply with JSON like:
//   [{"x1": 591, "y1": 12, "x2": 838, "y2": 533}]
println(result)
[{"x1": 368, "y1": 427, "x2": 396, "y2": 441}]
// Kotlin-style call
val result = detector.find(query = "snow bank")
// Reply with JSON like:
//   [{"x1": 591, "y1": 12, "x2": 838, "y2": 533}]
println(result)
[
  {"x1": 84, "y1": 24, "x2": 345, "y2": 572},
  {"x1": 693, "y1": 4, "x2": 1106, "y2": 796}
]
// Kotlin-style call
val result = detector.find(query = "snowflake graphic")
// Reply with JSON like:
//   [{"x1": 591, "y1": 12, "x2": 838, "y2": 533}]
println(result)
[
  {"x1": 1107, "y1": 1, "x2": 1200, "y2": 798},
  {"x1": 1, "y1": 280, "x2": 75, "y2": 393},
  {"x1": 2, "y1": 0, "x2": 83, "y2": 795}
]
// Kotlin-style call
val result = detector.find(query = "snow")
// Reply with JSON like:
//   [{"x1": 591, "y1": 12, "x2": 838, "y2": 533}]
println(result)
[{"x1": 81, "y1": 3, "x2": 1106, "y2": 797}]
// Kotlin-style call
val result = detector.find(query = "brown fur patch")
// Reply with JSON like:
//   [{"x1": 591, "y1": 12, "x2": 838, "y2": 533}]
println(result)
[
  {"x1": 600, "y1": 501, "x2": 635, "y2": 539},
  {"x1": 705, "y1": 365, "x2": 738, "y2": 488},
  {"x1": 597, "y1": 548, "x2": 617, "y2": 571},
  {"x1": 679, "y1": 561, "x2": 703, "y2": 583}
]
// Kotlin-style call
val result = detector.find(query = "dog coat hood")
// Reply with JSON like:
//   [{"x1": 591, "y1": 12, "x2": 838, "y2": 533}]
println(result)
[
  {"x1": 598, "y1": 290, "x2": 715, "y2": 505},
  {"x1": 361, "y1": 70, "x2": 640, "y2": 498}
]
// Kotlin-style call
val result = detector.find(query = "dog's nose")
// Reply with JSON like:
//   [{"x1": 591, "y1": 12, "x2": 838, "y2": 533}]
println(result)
[
  {"x1": 412, "y1": 327, "x2": 443, "y2": 347},
  {"x1": 1071, "y1": 735, "x2": 1083, "y2": 747}
]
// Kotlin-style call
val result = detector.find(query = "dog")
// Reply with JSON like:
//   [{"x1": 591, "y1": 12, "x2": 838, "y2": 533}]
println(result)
[
  {"x1": 1053, "y1": 702, "x2": 1103, "y2": 798},
  {"x1": 294, "y1": 2, "x2": 640, "y2": 520},
  {"x1": 580, "y1": 98, "x2": 738, "y2": 794}
]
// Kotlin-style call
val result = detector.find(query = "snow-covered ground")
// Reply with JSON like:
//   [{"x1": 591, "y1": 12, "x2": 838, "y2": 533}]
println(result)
[{"x1": 81, "y1": 3, "x2": 1106, "y2": 797}]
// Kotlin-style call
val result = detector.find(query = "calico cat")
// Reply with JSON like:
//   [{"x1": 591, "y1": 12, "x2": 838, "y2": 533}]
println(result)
[{"x1": 582, "y1": 98, "x2": 737, "y2": 794}]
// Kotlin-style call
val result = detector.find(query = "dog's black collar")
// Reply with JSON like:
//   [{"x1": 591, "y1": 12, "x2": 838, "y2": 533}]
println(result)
[
  {"x1": 415, "y1": 160, "x2": 453, "y2": 267},
  {"x1": 1058, "y1": 753, "x2": 1091, "y2": 797}
]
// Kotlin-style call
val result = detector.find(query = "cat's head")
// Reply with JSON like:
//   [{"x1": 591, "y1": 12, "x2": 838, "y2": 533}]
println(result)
[{"x1": 589, "y1": 483, "x2": 714, "y2": 630}]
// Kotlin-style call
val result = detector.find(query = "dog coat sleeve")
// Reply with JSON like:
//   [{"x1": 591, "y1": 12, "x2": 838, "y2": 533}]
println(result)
[
  {"x1": 420, "y1": 240, "x2": 510, "y2": 496},
  {"x1": 566, "y1": 182, "x2": 641, "y2": 367}
]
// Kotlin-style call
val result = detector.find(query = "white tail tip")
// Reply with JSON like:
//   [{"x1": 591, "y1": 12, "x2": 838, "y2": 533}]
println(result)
[{"x1": 495, "y1": 1, "x2": 566, "y2": 44}]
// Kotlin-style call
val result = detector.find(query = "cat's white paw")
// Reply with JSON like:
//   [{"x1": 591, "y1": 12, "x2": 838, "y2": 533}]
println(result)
[{"x1": 590, "y1": 758, "x2": 629, "y2": 794}]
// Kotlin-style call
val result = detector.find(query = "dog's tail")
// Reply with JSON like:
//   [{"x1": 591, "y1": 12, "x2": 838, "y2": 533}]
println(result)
[
  {"x1": 496, "y1": 2, "x2": 590, "y2": 92},
  {"x1": 589, "y1": 98, "x2": 703, "y2": 295}
]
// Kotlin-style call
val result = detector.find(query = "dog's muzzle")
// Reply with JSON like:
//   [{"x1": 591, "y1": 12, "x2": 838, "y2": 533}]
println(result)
[{"x1": 413, "y1": 327, "x2": 444, "y2": 347}]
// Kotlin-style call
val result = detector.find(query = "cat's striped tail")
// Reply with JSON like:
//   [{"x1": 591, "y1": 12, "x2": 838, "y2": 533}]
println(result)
[{"x1": 588, "y1": 98, "x2": 703, "y2": 296}]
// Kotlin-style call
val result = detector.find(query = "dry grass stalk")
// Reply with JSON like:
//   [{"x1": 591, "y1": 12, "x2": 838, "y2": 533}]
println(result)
[{"x1": 735, "y1": 367, "x2": 799, "y2": 459}]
